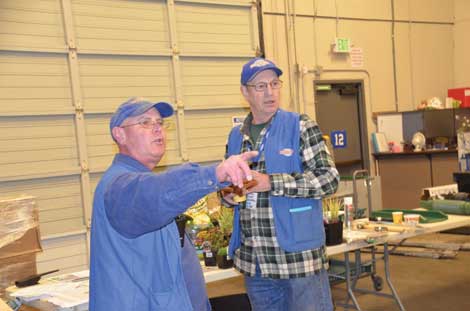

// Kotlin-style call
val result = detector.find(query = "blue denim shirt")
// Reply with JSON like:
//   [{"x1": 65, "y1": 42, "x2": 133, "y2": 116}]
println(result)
[{"x1": 90, "y1": 154, "x2": 222, "y2": 311}]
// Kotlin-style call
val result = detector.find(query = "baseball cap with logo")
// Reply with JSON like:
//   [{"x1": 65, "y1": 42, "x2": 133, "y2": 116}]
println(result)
[
  {"x1": 109, "y1": 97, "x2": 174, "y2": 139},
  {"x1": 240, "y1": 57, "x2": 283, "y2": 85}
]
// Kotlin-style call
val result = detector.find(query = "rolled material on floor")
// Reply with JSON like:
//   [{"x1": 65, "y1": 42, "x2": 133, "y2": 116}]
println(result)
[{"x1": 420, "y1": 200, "x2": 470, "y2": 215}]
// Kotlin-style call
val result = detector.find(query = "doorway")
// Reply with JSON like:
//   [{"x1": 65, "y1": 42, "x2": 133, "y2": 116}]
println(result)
[{"x1": 314, "y1": 82, "x2": 370, "y2": 176}]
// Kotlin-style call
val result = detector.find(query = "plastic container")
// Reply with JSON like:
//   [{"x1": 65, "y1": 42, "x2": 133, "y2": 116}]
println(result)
[
  {"x1": 343, "y1": 197, "x2": 354, "y2": 230},
  {"x1": 404, "y1": 214, "x2": 420, "y2": 226},
  {"x1": 392, "y1": 211, "x2": 403, "y2": 224}
]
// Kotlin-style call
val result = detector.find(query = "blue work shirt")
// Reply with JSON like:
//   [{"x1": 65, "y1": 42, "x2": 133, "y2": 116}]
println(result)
[{"x1": 90, "y1": 154, "x2": 222, "y2": 310}]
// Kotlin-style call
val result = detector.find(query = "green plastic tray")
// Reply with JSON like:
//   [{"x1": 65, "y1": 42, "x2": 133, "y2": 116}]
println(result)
[{"x1": 371, "y1": 209, "x2": 448, "y2": 223}]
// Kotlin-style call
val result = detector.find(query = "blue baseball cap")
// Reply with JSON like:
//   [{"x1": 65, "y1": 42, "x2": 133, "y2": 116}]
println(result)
[
  {"x1": 109, "y1": 97, "x2": 174, "y2": 134},
  {"x1": 240, "y1": 57, "x2": 283, "y2": 85}
]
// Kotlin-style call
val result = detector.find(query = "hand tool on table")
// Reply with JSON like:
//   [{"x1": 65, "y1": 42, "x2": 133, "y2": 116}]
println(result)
[
  {"x1": 15, "y1": 269, "x2": 60, "y2": 288},
  {"x1": 356, "y1": 222, "x2": 408, "y2": 233}
]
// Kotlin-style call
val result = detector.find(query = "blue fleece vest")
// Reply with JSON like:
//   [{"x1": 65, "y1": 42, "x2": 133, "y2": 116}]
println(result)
[{"x1": 227, "y1": 109, "x2": 325, "y2": 256}]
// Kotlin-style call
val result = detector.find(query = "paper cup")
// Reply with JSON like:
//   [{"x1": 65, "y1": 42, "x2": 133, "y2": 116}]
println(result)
[{"x1": 392, "y1": 211, "x2": 403, "y2": 224}]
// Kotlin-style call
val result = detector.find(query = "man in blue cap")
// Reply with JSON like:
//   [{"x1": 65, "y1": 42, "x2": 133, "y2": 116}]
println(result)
[
  {"x1": 223, "y1": 58, "x2": 339, "y2": 311},
  {"x1": 89, "y1": 97, "x2": 258, "y2": 311}
]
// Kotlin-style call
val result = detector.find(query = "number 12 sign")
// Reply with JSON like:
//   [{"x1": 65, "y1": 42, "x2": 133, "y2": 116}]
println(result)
[{"x1": 331, "y1": 130, "x2": 347, "y2": 149}]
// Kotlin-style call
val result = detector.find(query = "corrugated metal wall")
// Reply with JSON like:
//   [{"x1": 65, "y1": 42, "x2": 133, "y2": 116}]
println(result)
[{"x1": 0, "y1": 0, "x2": 258, "y2": 273}]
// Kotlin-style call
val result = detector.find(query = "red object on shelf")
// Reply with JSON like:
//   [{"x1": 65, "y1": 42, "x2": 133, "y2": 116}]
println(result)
[{"x1": 448, "y1": 87, "x2": 470, "y2": 108}]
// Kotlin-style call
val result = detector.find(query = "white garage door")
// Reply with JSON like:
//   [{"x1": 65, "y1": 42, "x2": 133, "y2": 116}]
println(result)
[{"x1": 0, "y1": 0, "x2": 259, "y2": 273}]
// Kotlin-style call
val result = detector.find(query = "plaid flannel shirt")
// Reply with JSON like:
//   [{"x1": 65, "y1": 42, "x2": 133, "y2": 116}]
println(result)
[{"x1": 231, "y1": 112, "x2": 339, "y2": 279}]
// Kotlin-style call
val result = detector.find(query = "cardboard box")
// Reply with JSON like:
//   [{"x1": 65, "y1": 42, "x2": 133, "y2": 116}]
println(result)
[
  {"x1": 0, "y1": 228, "x2": 42, "y2": 260},
  {"x1": 0, "y1": 196, "x2": 42, "y2": 299},
  {"x1": 0, "y1": 253, "x2": 37, "y2": 299},
  {"x1": 448, "y1": 87, "x2": 470, "y2": 108}
]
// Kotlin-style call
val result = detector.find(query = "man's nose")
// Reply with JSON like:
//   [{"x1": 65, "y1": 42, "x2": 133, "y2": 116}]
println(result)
[
  {"x1": 265, "y1": 83, "x2": 274, "y2": 95},
  {"x1": 152, "y1": 124, "x2": 163, "y2": 132}
]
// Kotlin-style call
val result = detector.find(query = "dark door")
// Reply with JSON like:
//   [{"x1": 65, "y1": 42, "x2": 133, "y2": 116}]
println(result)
[{"x1": 314, "y1": 83, "x2": 368, "y2": 176}]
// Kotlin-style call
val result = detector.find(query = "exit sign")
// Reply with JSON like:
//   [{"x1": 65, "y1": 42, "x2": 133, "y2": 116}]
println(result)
[{"x1": 333, "y1": 38, "x2": 351, "y2": 53}]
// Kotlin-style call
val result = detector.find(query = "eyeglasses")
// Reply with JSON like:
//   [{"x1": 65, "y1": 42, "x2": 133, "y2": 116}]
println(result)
[
  {"x1": 120, "y1": 118, "x2": 169, "y2": 130},
  {"x1": 245, "y1": 80, "x2": 283, "y2": 92}
]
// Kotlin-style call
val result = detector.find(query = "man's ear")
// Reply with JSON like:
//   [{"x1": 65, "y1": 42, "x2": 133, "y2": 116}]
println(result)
[
  {"x1": 240, "y1": 85, "x2": 249, "y2": 100},
  {"x1": 112, "y1": 127, "x2": 126, "y2": 144}
]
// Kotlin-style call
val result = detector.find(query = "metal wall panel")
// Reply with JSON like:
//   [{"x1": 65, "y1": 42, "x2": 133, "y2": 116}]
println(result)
[
  {"x1": 0, "y1": 176, "x2": 84, "y2": 236},
  {"x1": 175, "y1": 2, "x2": 255, "y2": 56},
  {"x1": 71, "y1": 0, "x2": 170, "y2": 55},
  {"x1": 37, "y1": 233, "x2": 88, "y2": 274},
  {"x1": 180, "y1": 57, "x2": 248, "y2": 110},
  {"x1": 78, "y1": 55, "x2": 175, "y2": 113},
  {"x1": 185, "y1": 109, "x2": 247, "y2": 162},
  {"x1": 0, "y1": 0, "x2": 66, "y2": 52},
  {"x1": 0, "y1": 52, "x2": 72, "y2": 116},
  {"x1": 0, "y1": 116, "x2": 79, "y2": 181}
]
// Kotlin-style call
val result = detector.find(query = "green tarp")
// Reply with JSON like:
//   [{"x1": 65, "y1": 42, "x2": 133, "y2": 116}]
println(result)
[{"x1": 371, "y1": 209, "x2": 448, "y2": 223}]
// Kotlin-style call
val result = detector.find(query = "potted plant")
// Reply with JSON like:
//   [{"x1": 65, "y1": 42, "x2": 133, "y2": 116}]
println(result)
[
  {"x1": 196, "y1": 206, "x2": 234, "y2": 267},
  {"x1": 216, "y1": 246, "x2": 233, "y2": 269},
  {"x1": 197, "y1": 227, "x2": 224, "y2": 266},
  {"x1": 323, "y1": 196, "x2": 344, "y2": 246}
]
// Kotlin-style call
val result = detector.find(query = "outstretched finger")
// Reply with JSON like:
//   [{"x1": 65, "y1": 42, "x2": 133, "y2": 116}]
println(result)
[
  {"x1": 239, "y1": 151, "x2": 257, "y2": 180},
  {"x1": 240, "y1": 150, "x2": 258, "y2": 162}
]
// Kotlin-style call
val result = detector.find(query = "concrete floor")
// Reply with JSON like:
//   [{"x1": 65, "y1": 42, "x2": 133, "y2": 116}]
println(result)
[{"x1": 206, "y1": 232, "x2": 470, "y2": 310}]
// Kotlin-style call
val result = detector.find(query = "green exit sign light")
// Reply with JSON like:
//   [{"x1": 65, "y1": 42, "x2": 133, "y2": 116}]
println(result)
[{"x1": 333, "y1": 38, "x2": 351, "y2": 53}]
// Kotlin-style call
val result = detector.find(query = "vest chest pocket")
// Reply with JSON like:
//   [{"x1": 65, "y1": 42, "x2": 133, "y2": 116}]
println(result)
[{"x1": 289, "y1": 205, "x2": 322, "y2": 242}]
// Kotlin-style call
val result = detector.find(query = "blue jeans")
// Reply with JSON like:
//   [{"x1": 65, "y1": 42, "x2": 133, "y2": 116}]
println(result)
[{"x1": 244, "y1": 267, "x2": 333, "y2": 311}]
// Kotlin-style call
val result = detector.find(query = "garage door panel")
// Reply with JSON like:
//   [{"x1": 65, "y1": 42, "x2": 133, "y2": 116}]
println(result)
[
  {"x1": 0, "y1": 176, "x2": 84, "y2": 236},
  {"x1": 0, "y1": 148, "x2": 78, "y2": 167},
  {"x1": 72, "y1": 0, "x2": 170, "y2": 53},
  {"x1": 185, "y1": 109, "x2": 247, "y2": 162},
  {"x1": 0, "y1": 21, "x2": 63, "y2": 39},
  {"x1": 184, "y1": 94, "x2": 246, "y2": 109},
  {"x1": 38, "y1": 235, "x2": 87, "y2": 261},
  {"x1": 176, "y1": 2, "x2": 255, "y2": 55},
  {"x1": 78, "y1": 56, "x2": 173, "y2": 77},
  {"x1": 78, "y1": 56, "x2": 174, "y2": 113},
  {"x1": 0, "y1": 116, "x2": 78, "y2": 179},
  {"x1": 75, "y1": 25, "x2": 168, "y2": 43},
  {"x1": 0, "y1": 53, "x2": 69, "y2": 75},
  {"x1": 181, "y1": 58, "x2": 248, "y2": 109},
  {"x1": 0, "y1": 75, "x2": 70, "y2": 88},
  {"x1": 1, "y1": 0, "x2": 258, "y2": 275},
  {"x1": 187, "y1": 136, "x2": 227, "y2": 148},
  {"x1": 80, "y1": 76, "x2": 171, "y2": 88},
  {"x1": 37, "y1": 248, "x2": 88, "y2": 272},
  {"x1": 4, "y1": 86, "x2": 71, "y2": 100},
  {"x1": 82, "y1": 86, "x2": 173, "y2": 98},
  {"x1": 37, "y1": 233, "x2": 88, "y2": 274},
  {"x1": 188, "y1": 146, "x2": 225, "y2": 162},
  {"x1": 39, "y1": 196, "x2": 82, "y2": 213},
  {"x1": 2, "y1": 137, "x2": 75, "y2": 152},
  {"x1": 0, "y1": 0, "x2": 65, "y2": 51},
  {"x1": 0, "y1": 52, "x2": 72, "y2": 116}
]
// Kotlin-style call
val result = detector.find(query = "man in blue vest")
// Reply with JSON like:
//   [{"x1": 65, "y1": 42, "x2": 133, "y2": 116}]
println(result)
[
  {"x1": 222, "y1": 58, "x2": 340, "y2": 311},
  {"x1": 89, "y1": 97, "x2": 258, "y2": 311}
]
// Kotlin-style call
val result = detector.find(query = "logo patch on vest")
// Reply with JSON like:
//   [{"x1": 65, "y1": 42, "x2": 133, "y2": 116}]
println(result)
[{"x1": 279, "y1": 148, "x2": 294, "y2": 156}]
